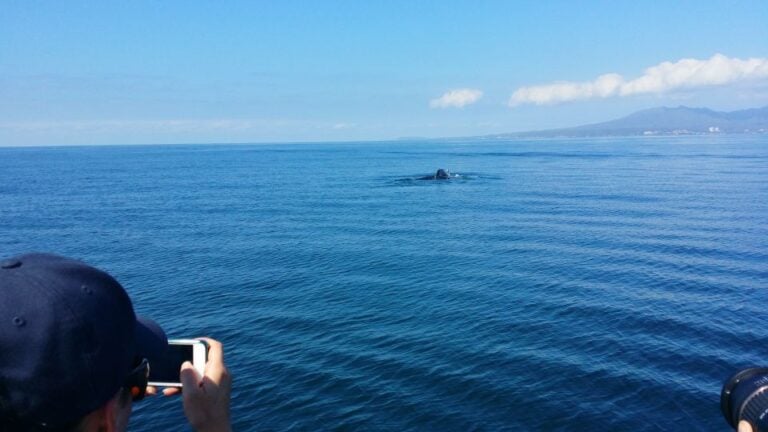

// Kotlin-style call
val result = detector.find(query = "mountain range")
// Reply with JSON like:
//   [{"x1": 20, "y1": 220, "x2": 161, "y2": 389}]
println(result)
[{"x1": 482, "y1": 105, "x2": 768, "y2": 139}]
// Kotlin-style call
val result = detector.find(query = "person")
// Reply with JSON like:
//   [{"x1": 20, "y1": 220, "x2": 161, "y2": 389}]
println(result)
[{"x1": 0, "y1": 253, "x2": 232, "y2": 432}]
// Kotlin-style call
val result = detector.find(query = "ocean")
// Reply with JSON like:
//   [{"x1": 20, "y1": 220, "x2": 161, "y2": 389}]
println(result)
[{"x1": 1, "y1": 136, "x2": 767, "y2": 431}]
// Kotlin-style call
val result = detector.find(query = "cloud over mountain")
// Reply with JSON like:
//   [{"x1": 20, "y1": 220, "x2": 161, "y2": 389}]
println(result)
[
  {"x1": 509, "y1": 54, "x2": 768, "y2": 106},
  {"x1": 430, "y1": 89, "x2": 483, "y2": 109}
]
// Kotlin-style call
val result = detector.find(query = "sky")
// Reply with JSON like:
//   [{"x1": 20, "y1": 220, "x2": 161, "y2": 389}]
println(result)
[{"x1": 1, "y1": 0, "x2": 767, "y2": 146}]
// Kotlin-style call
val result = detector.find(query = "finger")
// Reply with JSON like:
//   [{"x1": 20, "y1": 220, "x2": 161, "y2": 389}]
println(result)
[
  {"x1": 180, "y1": 361, "x2": 202, "y2": 392},
  {"x1": 739, "y1": 420, "x2": 754, "y2": 432},
  {"x1": 198, "y1": 337, "x2": 224, "y2": 364},
  {"x1": 197, "y1": 337, "x2": 229, "y2": 382},
  {"x1": 162, "y1": 387, "x2": 181, "y2": 397},
  {"x1": 145, "y1": 386, "x2": 158, "y2": 396}
]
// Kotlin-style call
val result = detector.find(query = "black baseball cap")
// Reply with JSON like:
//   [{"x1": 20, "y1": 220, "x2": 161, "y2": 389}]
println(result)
[{"x1": 0, "y1": 253, "x2": 168, "y2": 427}]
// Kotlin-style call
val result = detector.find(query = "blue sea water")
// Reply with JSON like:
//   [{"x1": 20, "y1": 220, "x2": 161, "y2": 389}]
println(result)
[{"x1": 1, "y1": 136, "x2": 767, "y2": 431}]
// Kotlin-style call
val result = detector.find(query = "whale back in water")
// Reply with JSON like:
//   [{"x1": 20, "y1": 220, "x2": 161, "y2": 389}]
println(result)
[{"x1": 419, "y1": 169, "x2": 452, "y2": 180}]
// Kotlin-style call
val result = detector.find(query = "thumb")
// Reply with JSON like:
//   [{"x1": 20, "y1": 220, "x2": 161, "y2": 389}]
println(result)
[
  {"x1": 180, "y1": 361, "x2": 201, "y2": 391},
  {"x1": 739, "y1": 420, "x2": 755, "y2": 432}
]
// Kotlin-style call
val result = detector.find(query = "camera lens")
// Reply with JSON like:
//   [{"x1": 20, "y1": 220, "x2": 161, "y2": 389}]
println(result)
[{"x1": 721, "y1": 367, "x2": 768, "y2": 430}]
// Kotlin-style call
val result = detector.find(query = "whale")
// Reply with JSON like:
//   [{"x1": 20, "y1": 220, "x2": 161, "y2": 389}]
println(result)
[{"x1": 419, "y1": 169, "x2": 452, "y2": 180}]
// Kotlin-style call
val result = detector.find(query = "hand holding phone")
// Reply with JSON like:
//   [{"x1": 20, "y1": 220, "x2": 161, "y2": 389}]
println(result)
[
  {"x1": 179, "y1": 338, "x2": 232, "y2": 432},
  {"x1": 145, "y1": 337, "x2": 231, "y2": 432}
]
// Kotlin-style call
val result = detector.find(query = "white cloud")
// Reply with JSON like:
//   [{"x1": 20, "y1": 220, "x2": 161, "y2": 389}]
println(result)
[
  {"x1": 430, "y1": 88, "x2": 483, "y2": 108},
  {"x1": 509, "y1": 54, "x2": 768, "y2": 106}
]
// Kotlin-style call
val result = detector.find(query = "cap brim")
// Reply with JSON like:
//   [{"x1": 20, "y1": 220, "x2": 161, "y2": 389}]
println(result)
[{"x1": 134, "y1": 316, "x2": 168, "y2": 362}]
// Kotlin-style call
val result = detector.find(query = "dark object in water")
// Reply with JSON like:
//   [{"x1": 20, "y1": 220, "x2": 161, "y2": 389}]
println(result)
[
  {"x1": 419, "y1": 169, "x2": 452, "y2": 180},
  {"x1": 721, "y1": 367, "x2": 768, "y2": 431}
]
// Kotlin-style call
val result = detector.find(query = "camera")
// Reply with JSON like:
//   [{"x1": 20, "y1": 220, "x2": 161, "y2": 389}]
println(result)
[{"x1": 721, "y1": 367, "x2": 768, "y2": 430}]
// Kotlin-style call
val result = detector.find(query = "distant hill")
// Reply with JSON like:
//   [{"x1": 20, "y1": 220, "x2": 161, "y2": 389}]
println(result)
[{"x1": 484, "y1": 106, "x2": 768, "y2": 138}]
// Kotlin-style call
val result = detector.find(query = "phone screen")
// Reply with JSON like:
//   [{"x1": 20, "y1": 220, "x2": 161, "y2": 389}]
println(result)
[{"x1": 148, "y1": 344, "x2": 193, "y2": 384}]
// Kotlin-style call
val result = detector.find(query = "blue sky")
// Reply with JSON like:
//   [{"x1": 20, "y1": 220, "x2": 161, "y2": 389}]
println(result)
[{"x1": 1, "y1": 1, "x2": 767, "y2": 145}]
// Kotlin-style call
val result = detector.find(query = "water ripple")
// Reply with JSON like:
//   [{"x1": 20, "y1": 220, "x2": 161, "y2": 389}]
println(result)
[{"x1": 1, "y1": 137, "x2": 767, "y2": 431}]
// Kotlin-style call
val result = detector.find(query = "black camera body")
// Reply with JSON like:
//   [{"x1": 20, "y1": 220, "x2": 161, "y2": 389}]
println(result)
[{"x1": 722, "y1": 367, "x2": 768, "y2": 430}]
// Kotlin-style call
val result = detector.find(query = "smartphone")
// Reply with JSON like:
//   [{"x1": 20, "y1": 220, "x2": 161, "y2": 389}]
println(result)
[{"x1": 148, "y1": 339, "x2": 208, "y2": 387}]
